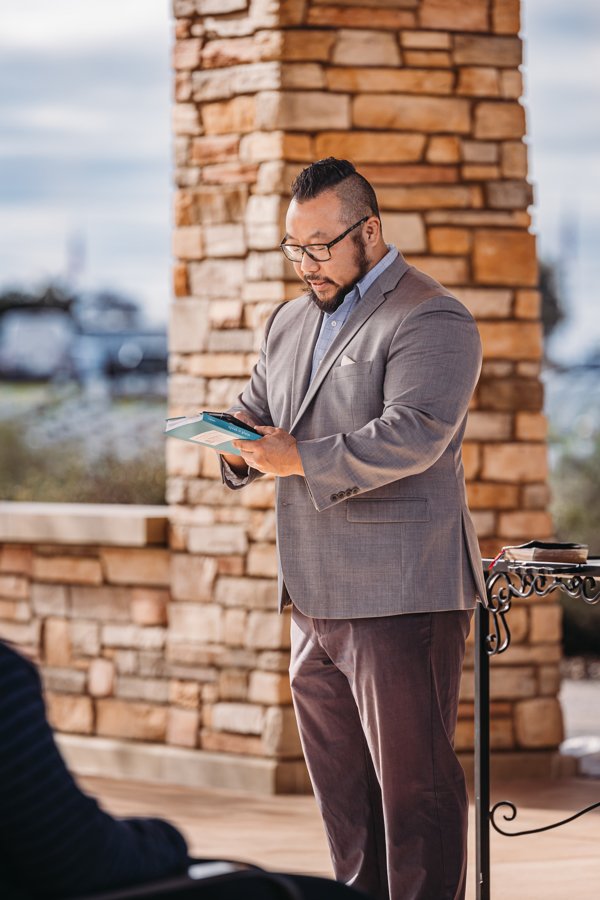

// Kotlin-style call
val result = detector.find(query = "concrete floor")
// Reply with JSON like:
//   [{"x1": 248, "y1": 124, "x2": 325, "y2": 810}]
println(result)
[{"x1": 86, "y1": 772, "x2": 600, "y2": 900}]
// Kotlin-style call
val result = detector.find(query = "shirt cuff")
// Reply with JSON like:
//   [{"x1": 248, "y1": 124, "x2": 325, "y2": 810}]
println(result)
[{"x1": 222, "y1": 458, "x2": 250, "y2": 486}]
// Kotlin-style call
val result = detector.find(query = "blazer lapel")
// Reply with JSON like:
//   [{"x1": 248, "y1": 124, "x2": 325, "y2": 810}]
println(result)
[
  {"x1": 288, "y1": 300, "x2": 323, "y2": 427},
  {"x1": 290, "y1": 253, "x2": 410, "y2": 434}
]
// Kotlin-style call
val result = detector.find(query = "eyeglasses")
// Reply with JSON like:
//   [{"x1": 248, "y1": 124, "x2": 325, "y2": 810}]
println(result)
[{"x1": 280, "y1": 216, "x2": 369, "y2": 263}]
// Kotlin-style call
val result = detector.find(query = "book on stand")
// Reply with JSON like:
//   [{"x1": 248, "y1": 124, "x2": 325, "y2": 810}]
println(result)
[
  {"x1": 165, "y1": 411, "x2": 261, "y2": 456},
  {"x1": 490, "y1": 540, "x2": 588, "y2": 569}
]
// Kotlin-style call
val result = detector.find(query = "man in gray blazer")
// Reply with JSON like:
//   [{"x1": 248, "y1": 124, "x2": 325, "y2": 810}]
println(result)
[{"x1": 220, "y1": 158, "x2": 486, "y2": 900}]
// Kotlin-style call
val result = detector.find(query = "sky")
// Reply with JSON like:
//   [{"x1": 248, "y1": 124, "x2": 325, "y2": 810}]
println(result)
[{"x1": 0, "y1": 0, "x2": 599, "y2": 355}]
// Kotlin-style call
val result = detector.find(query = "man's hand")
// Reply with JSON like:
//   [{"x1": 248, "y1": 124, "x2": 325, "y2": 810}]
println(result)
[{"x1": 233, "y1": 426, "x2": 304, "y2": 477}]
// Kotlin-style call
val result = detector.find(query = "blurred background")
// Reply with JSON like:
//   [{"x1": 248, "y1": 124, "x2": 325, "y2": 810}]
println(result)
[{"x1": 0, "y1": 1, "x2": 599, "y2": 585}]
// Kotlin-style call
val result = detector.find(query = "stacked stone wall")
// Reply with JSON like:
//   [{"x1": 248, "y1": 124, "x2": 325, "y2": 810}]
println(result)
[{"x1": 168, "y1": 0, "x2": 562, "y2": 767}]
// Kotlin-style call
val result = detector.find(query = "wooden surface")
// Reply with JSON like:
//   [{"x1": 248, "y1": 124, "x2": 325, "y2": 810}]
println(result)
[{"x1": 85, "y1": 774, "x2": 600, "y2": 900}]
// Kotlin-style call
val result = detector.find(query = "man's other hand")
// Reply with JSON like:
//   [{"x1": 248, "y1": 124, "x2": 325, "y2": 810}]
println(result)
[
  {"x1": 220, "y1": 411, "x2": 260, "y2": 475},
  {"x1": 233, "y1": 426, "x2": 304, "y2": 477}
]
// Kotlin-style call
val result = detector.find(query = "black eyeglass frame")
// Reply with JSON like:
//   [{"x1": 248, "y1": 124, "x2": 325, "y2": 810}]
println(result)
[{"x1": 279, "y1": 215, "x2": 370, "y2": 262}]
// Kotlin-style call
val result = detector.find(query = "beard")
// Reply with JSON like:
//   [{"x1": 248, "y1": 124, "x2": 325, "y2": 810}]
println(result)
[{"x1": 304, "y1": 237, "x2": 370, "y2": 314}]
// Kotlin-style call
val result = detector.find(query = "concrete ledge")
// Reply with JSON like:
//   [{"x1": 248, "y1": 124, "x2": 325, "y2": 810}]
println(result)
[
  {"x1": 0, "y1": 502, "x2": 168, "y2": 546},
  {"x1": 57, "y1": 734, "x2": 312, "y2": 795}
]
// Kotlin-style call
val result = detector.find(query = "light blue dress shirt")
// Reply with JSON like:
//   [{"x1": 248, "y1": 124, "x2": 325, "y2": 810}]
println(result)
[{"x1": 309, "y1": 245, "x2": 399, "y2": 383}]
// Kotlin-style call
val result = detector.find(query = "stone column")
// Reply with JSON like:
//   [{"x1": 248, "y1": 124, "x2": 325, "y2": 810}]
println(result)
[{"x1": 168, "y1": 0, "x2": 562, "y2": 789}]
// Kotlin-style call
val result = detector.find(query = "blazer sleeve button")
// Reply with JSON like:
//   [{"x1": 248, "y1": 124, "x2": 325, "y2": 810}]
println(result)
[{"x1": 330, "y1": 494, "x2": 337, "y2": 502}]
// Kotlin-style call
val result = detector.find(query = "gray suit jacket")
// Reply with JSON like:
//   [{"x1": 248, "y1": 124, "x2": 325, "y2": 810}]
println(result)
[{"x1": 222, "y1": 253, "x2": 487, "y2": 617}]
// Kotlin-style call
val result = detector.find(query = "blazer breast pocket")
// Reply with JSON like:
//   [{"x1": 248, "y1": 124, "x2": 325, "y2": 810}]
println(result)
[{"x1": 331, "y1": 360, "x2": 373, "y2": 379}]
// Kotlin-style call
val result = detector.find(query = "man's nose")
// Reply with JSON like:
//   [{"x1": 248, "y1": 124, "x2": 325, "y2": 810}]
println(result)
[{"x1": 300, "y1": 251, "x2": 320, "y2": 275}]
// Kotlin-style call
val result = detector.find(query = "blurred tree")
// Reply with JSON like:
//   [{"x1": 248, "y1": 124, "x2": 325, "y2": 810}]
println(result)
[
  {"x1": 0, "y1": 282, "x2": 75, "y2": 317},
  {"x1": 539, "y1": 259, "x2": 566, "y2": 341}
]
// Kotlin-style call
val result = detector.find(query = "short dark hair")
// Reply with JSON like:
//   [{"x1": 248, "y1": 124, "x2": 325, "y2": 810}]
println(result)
[{"x1": 290, "y1": 157, "x2": 380, "y2": 224}]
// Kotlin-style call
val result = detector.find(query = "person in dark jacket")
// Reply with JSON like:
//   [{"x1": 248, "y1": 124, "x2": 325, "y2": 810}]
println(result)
[{"x1": 0, "y1": 639, "x2": 190, "y2": 899}]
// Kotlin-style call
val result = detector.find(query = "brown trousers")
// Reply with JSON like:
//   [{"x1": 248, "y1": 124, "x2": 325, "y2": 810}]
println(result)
[{"x1": 289, "y1": 607, "x2": 472, "y2": 900}]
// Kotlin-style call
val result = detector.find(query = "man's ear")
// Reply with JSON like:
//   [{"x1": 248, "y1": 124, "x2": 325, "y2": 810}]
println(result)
[{"x1": 364, "y1": 216, "x2": 382, "y2": 245}]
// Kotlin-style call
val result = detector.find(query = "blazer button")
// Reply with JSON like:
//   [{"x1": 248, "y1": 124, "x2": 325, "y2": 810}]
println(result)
[
  {"x1": 345, "y1": 489, "x2": 352, "y2": 497},
  {"x1": 352, "y1": 487, "x2": 359, "y2": 494},
  {"x1": 330, "y1": 494, "x2": 338, "y2": 502}
]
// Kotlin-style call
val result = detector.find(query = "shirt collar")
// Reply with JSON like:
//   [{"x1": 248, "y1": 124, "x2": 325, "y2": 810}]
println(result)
[{"x1": 356, "y1": 245, "x2": 399, "y2": 299}]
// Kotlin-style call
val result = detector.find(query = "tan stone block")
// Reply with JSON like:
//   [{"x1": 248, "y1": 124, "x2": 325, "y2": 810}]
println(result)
[
  {"x1": 44, "y1": 617, "x2": 71, "y2": 667},
  {"x1": 479, "y1": 321, "x2": 542, "y2": 361},
  {"x1": 208, "y1": 299, "x2": 244, "y2": 330},
  {"x1": 192, "y1": 184, "x2": 248, "y2": 226},
  {"x1": 500, "y1": 69, "x2": 523, "y2": 100},
  {"x1": 462, "y1": 164, "x2": 500, "y2": 180},
  {"x1": 169, "y1": 603, "x2": 222, "y2": 644},
  {"x1": 466, "y1": 482, "x2": 519, "y2": 510},
  {"x1": 173, "y1": 262, "x2": 189, "y2": 297},
  {"x1": 462, "y1": 141, "x2": 499, "y2": 164},
  {"x1": 501, "y1": 141, "x2": 528, "y2": 178},
  {"x1": 102, "y1": 624, "x2": 166, "y2": 651},
  {"x1": 454, "y1": 34, "x2": 521, "y2": 67},
  {"x1": 175, "y1": 70, "x2": 192, "y2": 102},
  {"x1": 380, "y1": 213, "x2": 426, "y2": 253},
  {"x1": 401, "y1": 30, "x2": 451, "y2": 50},
  {"x1": 471, "y1": 510, "x2": 495, "y2": 537},
  {"x1": 190, "y1": 135, "x2": 239, "y2": 167},
  {"x1": 167, "y1": 707, "x2": 199, "y2": 748},
  {"x1": 131, "y1": 588, "x2": 168, "y2": 627},
  {"x1": 218, "y1": 556, "x2": 245, "y2": 576},
  {"x1": 332, "y1": 29, "x2": 400, "y2": 66},
  {"x1": 473, "y1": 230, "x2": 537, "y2": 286},
  {"x1": 360, "y1": 164, "x2": 458, "y2": 185},
  {"x1": 404, "y1": 50, "x2": 451, "y2": 67},
  {"x1": 327, "y1": 66, "x2": 453, "y2": 95},
  {"x1": 96, "y1": 699, "x2": 167, "y2": 742},
  {"x1": 428, "y1": 227, "x2": 471, "y2": 255},
  {"x1": 490, "y1": 665, "x2": 536, "y2": 700},
  {"x1": 539, "y1": 665, "x2": 561, "y2": 696},
  {"x1": 239, "y1": 478, "x2": 276, "y2": 510},
  {"x1": 195, "y1": 62, "x2": 280, "y2": 103},
  {"x1": 514, "y1": 697, "x2": 563, "y2": 748},
  {"x1": 0, "y1": 598, "x2": 30, "y2": 621},
  {"x1": 405, "y1": 255, "x2": 467, "y2": 285},
  {"x1": 70, "y1": 621, "x2": 100, "y2": 657},
  {"x1": 426, "y1": 135, "x2": 461, "y2": 163},
  {"x1": 187, "y1": 524, "x2": 248, "y2": 556},
  {"x1": 307, "y1": 6, "x2": 416, "y2": 29},
  {"x1": 197, "y1": 0, "x2": 247, "y2": 15},
  {"x1": 258, "y1": 90, "x2": 351, "y2": 131},
  {"x1": 529, "y1": 604, "x2": 562, "y2": 644},
  {"x1": 189, "y1": 259, "x2": 245, "y2": 300},
  {"x1": 173, "y1": 103, "x2": 202, "y2": 136},
  {"x1": 420, "y1": 0, "x2": 488, "y2": 31},
  {"x1": 257, "y1": 650, "x2": 290, "y2": 673},
  {"x1": 465, "y1": 411, "x2": 512, "y2": 441},
  {"x1": 202, "y1": 223, "x2": 246, "y2": 258},
  {"x1": 486, "y1": 180, "x2": 533, "y2": 210},
  {"x1": 31, "y1": 582, "x2": 68, "y2": 616},
  {"x1": 379, "y1": 185, "x2": 480, "y2": 211},
  {"x1": 202, "y1": 95, "x2": 256, "y2": 135},
  {"x1": 0, "y1": 545, "x2": 32, "y2": 574},
  {"x1": 454, "y1": 718, "x2": 474, "y2": 751},
  {"x1": 0, "y1": 619, "x2": 40, "y2": 648},
  {"x1": 246, "y1": 610, "x2": 290, "y2": 650},
  {"x1": 168, "y1": 375, "x2": 207, "y2": 415},
  {"x1": 279, "y1": 62, "x2": 324, "y2": 90},
  {"x1": 515, "y1": 412, "x2": 547, "y2": 441},
  {"x1": 498, "y1": 510, "x2": 553, "y2": 539},
  {"x1": 457, "y1": 67, "x2": 500, "y2": 97},
  {"x1": 513, "y1": 290, "x2": 539, "y2": 321},
  {"x1": 493, "y1": 0, "x2": 521, "y2": 34},
  {"x1": 426, "y1": 210, "x2": 527, "y2": 227},
  {"x1": 116, "y1": 676, "x2": 169, "y2": 704},
  {"x1": 478, "y1": 377, "x2": 543, "y2": 412},
  {"x1": 169, "y1": 298, "x2": 210, "y2": 352},
  {"x1": 70, "y1": 586, "x2": 131, "y2": 622},
  {"x1": 43, "y1": 667, "x2": 87, "y2": 695},
  {"x1": 101, "y1": 548, "x2": 170, "y2": 587},
  {"x1": 315, "y1": 131, "x2": 425, "y2": 164},
  {"x1": 353, "y1": 94, "x2": 470, "y2": 133},
  {"x1": 169, "y1": 679, "x2": 201, "y2": 709},
  {"x1": 171, "y1": 553, "x2": 218, "y2": 602},
  {"x1": 211, "y1": 701, "x2": 264, "y2": 735},
  {"x1": 462, "y1": 442, "x2": 480, "y2": 480},
  {"x1": 88, "y1": 657, "x2": 115, "y2": 697},
  {"x1": 283, "y1": 29, "x2": 336, "y2": 62},
  {"x1": 200, "y1": 729, "x2": 264, "y2": 755},
  {"x1": 47, "y1": 693, "x2": 93, "y2": 735},
  {"x1": 223, "y1": 608, "x2": 247, "y2": 647},
  {"x1": 246, "y1": 543, "x2": 278, "y2": 578},
  {"x1": 173, "y1": 38, "x2": 202, "y2": 70},
  {"x1": 474, "y1": 102, "x2": 526, "y2": 140},
  {"x1": 0, "y1": 573, "x2": 28, "y2": 599},
  {"x1": 249, "y1": 670, "x2": 292, "y2": 705},
  {"x1": 216, "y1": 576, "x2": 276, "y2": 610},
  {"x1": 262, "y1": 706, "x2": 302, "y2": 758},
  {"x1": 248, "y1": 510, "x2": 277, "y2": 544},
  {"x1": 201, "y1": 32, "x2": 281, "y2": 69},
  {"x1": 482, "y1": 444, "x2": 548, "y2": 483},
  {"x1": 218, "y1": 668, "x2": 248, "y2": 701},
  {"x1": 201, "y1": 161, "x2": 259, "y2": 185},
  {"x1": 166, "y1": 440, "x2": 203, "y2": 479}
]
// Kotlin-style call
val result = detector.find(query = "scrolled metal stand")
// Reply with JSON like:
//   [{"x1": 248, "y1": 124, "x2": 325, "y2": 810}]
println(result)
[{"x1": 475, "y1": 557, "x2": 600, "y2": 899}]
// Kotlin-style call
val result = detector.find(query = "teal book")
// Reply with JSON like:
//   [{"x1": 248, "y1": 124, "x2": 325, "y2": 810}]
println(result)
[{"x1": 165, "y1": 411, "x2": 261, "y2": 456}]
